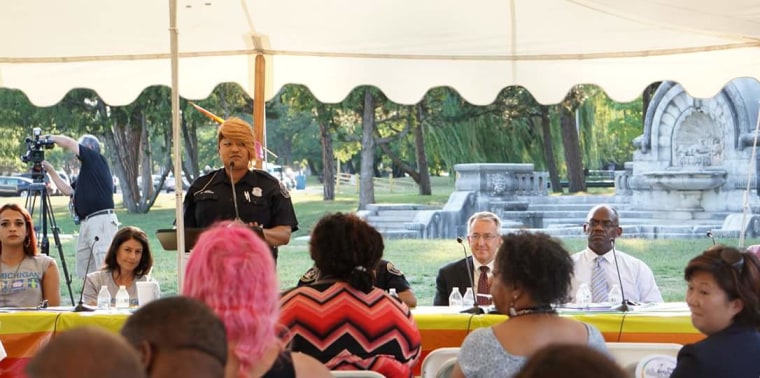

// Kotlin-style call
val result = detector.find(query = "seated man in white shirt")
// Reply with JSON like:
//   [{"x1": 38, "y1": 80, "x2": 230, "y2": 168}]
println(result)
[{"x1": 570, "y1": 204, "x2": 663, "y2": 304}]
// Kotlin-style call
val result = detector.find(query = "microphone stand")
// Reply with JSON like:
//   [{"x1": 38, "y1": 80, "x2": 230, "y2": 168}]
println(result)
[
  {"x1": 228, "y1": 161, "x2": 242, "y2": 223},
  {"x1": 609, "y1": 239, "x2": 633, "y2": 312},
  {"x1": 73, "y1": 236, "x2": 99, "y2": 312},
  {"x1": 707, "y1": 231, "x2": 716, "y2": 246},
  {"x1": 456, "y1": 237, "x2": 484, "y2": 315}
]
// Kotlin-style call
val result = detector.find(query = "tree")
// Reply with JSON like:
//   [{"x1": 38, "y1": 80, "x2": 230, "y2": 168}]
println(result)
[{"x1": 558, "y1": 86, "x2": 588, "y2": 193}]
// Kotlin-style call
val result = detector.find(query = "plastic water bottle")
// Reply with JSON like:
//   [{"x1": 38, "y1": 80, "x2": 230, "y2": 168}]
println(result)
[
  {"x1": 449, "y1": 287, "x2": 463, "y2": 307},
  {"x1": 608, "y1": 284, "x2": 623, "y2": 305},
  {"x1": 462, "y1": 287, "x2": 475, "y2": 307},
  {"x1": 575, "y1": 283, "x2": 591, "y2": 309},
  {"x1": 97, "y1": 286, "x2": 111, "y2": 310},
  {"x1": 115, "y1": 285, "x2": 130, "y2": 309}
]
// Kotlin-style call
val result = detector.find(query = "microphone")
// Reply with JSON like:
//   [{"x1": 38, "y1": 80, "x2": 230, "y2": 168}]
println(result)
[
  {"x1": 609, "y1": 239, "x2": 633, "y2": 312},
  {"x1": 73, "y1": 236, "x2": 99, "y2": 312},
  {"x1": 456, "y1": 237, "x2": 485, "y2": 315},
  {"x1": 228, "y1": 160, "x2": 242, "y2": 222},
  {"x1": 706, "y1": 231, "x2": 716, "y2": 246}
]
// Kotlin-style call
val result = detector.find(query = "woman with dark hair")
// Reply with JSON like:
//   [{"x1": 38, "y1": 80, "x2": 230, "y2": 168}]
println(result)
[
  {"x1": 279, "y1": 213, "x2": 421, "y2": 377},
  {"x1": 452, "y1": 232, "x2": 608, "y2": 378},
  {"x1": 670, "y1": 245, "x2": 760, "y2": 377},
  {"x1": 0, "y1": 203, "x2": 60, "y2": 307},
  {"x1": 82, "y1": 226, "x2": 158, "y2": 307}
]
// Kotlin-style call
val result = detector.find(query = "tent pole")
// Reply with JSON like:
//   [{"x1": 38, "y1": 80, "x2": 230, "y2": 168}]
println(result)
[
  {"x1": 254, "y1": 54, "x2": 265, "y2": 169},
  {"x1": 169, "y1": 0, "x2": 185, "y2": 290}
]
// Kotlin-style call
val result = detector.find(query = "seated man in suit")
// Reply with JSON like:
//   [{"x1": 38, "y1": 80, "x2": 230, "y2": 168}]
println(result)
[
  {"x1": 298, "y1": 258, "x2": 417, "y2": 307},
  {"x1": 434, "y1": 211, "x2": 503, "y2": 306},
  {"x1": 570, "y1": 204, "x2": 663, "y2": 304}
]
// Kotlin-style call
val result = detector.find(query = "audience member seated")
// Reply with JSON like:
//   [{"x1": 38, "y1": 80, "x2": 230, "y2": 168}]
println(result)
[
  {"x1": 434, "y1": 211, "x2": 502, "y2": 306},
  {"x1": 298, "y1": 258, "x2": 418, "y2": 307},
  {"x1": 670, "y1": 245, "x2": 760, "y2": 378},
  {"x1": 570, "y1": 204, "x2": 663, "y2": 304},
  {"x1": 451, "y1": 232, "x2": 609, "y2": 378},
  {"x1": 121, "y1": 296, "x2": 227, "y2": 378},
  {"x1": 83, "y1": 226, "x2": 160, "y2": 307},
  {"x1": 183, "y1": 221, "x2": 331, "y2": 378},
  {"x1": 0, "y1": 203, "x2": 60, "y2": 307},
  {"x1": 514, "y1": 344, "x2": 625, "y2": 378},
  {"x1": 280, "y1": 213, "x2": 422, "y2": 377},
  {"x1": 26, "y1": 326, "x2": 145, "y2": 378}
]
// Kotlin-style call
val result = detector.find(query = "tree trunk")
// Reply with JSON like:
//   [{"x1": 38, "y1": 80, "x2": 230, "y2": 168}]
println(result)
[
  {"x1": 181, "y1": 110, "x2": 200, "y2": 180},
  {"x1": 559, "y1": 107, "x2": 586, "y2": 193},
  {"x1": 414, "y1": 105, "x2": 432, "y2": 195},
  {"x1": 358, "y1": 89, "x2": 376, "y2": 210},
  {"x1": 642, "y1": 82, "x2": 660, "y2": 128},
  {"x1": 319, "y1": 119, "x2": 335, "y2": 200},
  {"x1": 540, "y1": 107, "x2": 562, "y2": 193},
  {"x1": 109, "y1": 111, "x2": 147, "y2": 213}
]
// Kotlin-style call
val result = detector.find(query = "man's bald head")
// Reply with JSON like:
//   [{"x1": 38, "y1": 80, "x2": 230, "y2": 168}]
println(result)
[{"x1": 26, "y1": 326, "x2": 145, "y2": 378}]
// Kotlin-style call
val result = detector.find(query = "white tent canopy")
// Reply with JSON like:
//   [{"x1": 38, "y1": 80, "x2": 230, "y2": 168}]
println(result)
[
  {"x1": 2, "y1": 0, "x2": 760, "y2": 107},
  {"x1": 2, "y1": 0, "x2": 760, "y2": 286}
]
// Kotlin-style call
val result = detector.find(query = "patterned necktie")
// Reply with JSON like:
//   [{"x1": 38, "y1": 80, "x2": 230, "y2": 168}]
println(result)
[
  {"x1": 477, "y1": 266, "x2": 492, "y2": 306},
  {"x1": 591, "y1": 256, "x2": 608, "y2": 303}
]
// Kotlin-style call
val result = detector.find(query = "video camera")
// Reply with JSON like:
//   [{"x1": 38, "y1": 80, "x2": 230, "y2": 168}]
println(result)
[{"x1": 21, "y1": 128, "x2": 55, "y2": 181}]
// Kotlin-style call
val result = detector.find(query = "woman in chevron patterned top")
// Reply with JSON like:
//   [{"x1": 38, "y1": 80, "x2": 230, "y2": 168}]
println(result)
[{"x1": 279, "y1": 212, "x2": 422, "y2": 377}]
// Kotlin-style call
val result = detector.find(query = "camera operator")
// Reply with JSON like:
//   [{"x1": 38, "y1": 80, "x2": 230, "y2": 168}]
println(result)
[{"x1": 42, "y1": 134, "x2": 118, "y2": 279}]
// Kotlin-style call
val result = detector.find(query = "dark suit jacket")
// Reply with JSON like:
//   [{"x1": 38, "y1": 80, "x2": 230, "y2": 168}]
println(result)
[
  {"x1": 670, "y1": 323, "x2": 760, "y2": 378},
  {"x1": 433, "y1": 256, "x2": 474, "y2": 306}
]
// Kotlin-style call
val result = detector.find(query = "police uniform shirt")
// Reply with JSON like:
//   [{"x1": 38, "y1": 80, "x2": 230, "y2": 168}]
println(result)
[
  {"x1": 298, "y1": 259, "x2": 411, "y2": 293},
  {"x1": 183, "y1": 168, "x2": 299, "y2": 232}
]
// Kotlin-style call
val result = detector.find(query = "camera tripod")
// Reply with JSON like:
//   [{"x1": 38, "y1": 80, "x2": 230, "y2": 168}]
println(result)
[{"x1": 25, "y1": 182, "x2": 75, "y2": 306}]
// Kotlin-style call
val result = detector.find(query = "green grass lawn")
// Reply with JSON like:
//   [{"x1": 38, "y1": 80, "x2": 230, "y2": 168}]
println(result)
[{"x1": 14, "y1": 177, "x2": 755, "y2": 306}]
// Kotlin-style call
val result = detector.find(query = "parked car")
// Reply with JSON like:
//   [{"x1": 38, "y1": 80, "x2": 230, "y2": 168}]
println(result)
[
  {"x1": 164, "y1": 174, "x2": 190, "y2": 192},
  {"x1": 16, "y1": 172, "x2": 59, "y2": 195},
  {"x1": 0, "y1": 176, "x2": 34, "y2": 197}
]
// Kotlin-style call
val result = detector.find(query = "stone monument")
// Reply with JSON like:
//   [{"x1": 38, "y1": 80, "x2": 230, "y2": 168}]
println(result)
[{"x1": 627, "y1": 79, "x2": 760, "y2": 220}]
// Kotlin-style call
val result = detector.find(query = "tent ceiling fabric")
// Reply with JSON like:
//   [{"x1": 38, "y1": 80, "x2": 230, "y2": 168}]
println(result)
[{"x1": 1, "y1": 0, "x2": 760, "y2": 106}]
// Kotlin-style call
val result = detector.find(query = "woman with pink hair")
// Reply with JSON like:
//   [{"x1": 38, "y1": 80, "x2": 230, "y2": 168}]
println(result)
[{"x1": 183, "y1": 221, "x2": 330, "y2": 378}]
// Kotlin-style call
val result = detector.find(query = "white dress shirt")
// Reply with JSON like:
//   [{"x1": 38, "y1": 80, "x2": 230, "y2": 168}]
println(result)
[{"x1": 571, "y1": 247, "x2": 663, "y2": 303}]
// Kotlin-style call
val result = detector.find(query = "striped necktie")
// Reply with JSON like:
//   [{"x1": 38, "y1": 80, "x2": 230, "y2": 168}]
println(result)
[
  {"x1": 477, "y1": 266, "x2": 491, "y2": 306},
  {"x1": 591, "y1": 256, "x2": 608, "y2": 303}
]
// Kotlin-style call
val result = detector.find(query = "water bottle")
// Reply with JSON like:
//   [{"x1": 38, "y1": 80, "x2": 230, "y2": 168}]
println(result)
[
  {"x1": 608, "y1": 284, "x2": 623, "y2": 305},
  {"x1": 97, "y1": 286, "x2": 111, "y2": 310},
  {"x1": 388, "y1": 288, "x2": 399, "y2": 299},
  {"x1": 462, "y1": 287, "x2": 475, "y2": 307},
  {"x1": 449, "y1": 287, "x2": 463, "y2": 307},
  {"x1": 575, "y1": 283, "x2": 591, "y2": 309},
  {"x1": 115, "y1": 285, "x2": 130, "y2": 309}
]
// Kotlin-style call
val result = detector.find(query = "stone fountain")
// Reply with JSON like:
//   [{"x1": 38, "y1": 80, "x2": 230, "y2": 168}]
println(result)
[{"x1": 627, "y1": 79, "x2": 760, "y2": 221}]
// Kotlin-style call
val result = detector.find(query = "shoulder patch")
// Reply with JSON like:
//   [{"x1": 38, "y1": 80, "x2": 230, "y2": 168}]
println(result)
[
  {"x1": 279, "y1": 180, "x2": 291, "y2": 198},
  {"x1": 387, "y1": 261, "x2": 403, "y2": 276},
  {"x1": 253, "y1": 169, "x2": 279, "y2": 182},
  {"x1": 299, "y1": 267, "x2": 319, "y2": 283}
]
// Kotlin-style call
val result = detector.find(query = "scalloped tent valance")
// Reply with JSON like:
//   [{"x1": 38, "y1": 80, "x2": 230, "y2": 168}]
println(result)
[{"x1": 1, "y1": 0, "x2": 759, "y2": 106}]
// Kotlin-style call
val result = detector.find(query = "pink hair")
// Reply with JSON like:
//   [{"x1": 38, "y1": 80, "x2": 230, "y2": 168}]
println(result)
[
  {"x1": 182, "y1": 221, "x2": 278, "y2": 378},
  {"x1": 747, "y1": 245, "x2": 760, "y2": 259}
]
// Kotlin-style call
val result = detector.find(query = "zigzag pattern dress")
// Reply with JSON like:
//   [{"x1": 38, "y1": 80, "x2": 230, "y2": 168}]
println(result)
[{"x1": 279, "y1": 281, "x2": 421, "y2": 377}]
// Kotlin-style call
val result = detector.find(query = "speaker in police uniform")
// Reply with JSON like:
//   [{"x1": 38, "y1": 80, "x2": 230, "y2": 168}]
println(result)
[{"x1": 183, "y1": 117, "x2": 298, "y2": 262}]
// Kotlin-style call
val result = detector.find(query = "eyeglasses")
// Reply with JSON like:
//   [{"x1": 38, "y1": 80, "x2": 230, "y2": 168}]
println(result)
[
  {"x1": 720, "y1": 248, "x2": 745, "y2": 274},
  {"x1": 586, "y1": 220, "x2": 618, "y2": 228},
  {"x1": 467, "y1": 234, "x2": 499, "y2": 242}
]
